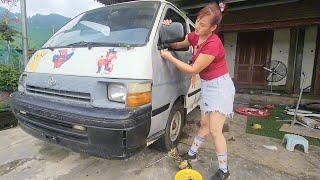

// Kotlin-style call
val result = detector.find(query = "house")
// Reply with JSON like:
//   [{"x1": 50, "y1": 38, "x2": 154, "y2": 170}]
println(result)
[
  {"x1": 96, "y1": 0, "x2": 320, "y2": 96},
  {"x1": 219, "y1": 0, "x2": 320, "y2": 96}
]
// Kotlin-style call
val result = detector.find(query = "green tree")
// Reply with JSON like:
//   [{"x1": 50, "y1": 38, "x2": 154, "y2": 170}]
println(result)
[
  {"x1": 0, "y1": 0, "x2": 19, "y2": 42},
  {"x1": 0, "y1": 0, "x2": 21, "y2": 68},
  {"x1": 0, "y1": 22, "x2": 18, "y2": 42}
]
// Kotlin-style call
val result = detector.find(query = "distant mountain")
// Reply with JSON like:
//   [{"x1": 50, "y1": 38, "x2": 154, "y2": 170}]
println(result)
[
  {"x1": 29, "y1": 13, "x2": 70, "y2": 28},
  {"x1": 0, "y1": 7, "x2": 71, "y2": 49},
  {"x1": 27, "y1": 13, "x2": 71, "y2": 48}
]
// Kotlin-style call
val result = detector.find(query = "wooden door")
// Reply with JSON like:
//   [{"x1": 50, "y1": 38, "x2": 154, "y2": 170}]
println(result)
[{"x1": 235, "y1": 31, "x2": 274, "y2": 86}]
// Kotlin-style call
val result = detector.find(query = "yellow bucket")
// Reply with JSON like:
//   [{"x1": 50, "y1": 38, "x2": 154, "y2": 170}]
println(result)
[{"x1": 175, "y1": 169, "x2": 203, "y2": 180}]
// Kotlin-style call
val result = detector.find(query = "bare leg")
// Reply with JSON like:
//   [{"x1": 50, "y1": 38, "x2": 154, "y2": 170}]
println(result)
[
  {"x1": 198, "y1": 111, "x2": 210, "y2": 138},
  {"x1": 209, "y1": 112, "x2": 228, "y2": 174}
]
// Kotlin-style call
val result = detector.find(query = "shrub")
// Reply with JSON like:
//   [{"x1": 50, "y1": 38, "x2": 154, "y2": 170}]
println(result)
[{"x1": 0, "y1": 64, "x2": 21, "y2": 92}]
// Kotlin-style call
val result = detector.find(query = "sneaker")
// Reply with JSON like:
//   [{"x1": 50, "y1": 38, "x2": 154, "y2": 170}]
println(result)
[
  {"x1": 181, "y1": 152, "x2": 197, "y2": 162},
  {"x1": 211, "y1": 169, "x2": 230, "y2": 180}
]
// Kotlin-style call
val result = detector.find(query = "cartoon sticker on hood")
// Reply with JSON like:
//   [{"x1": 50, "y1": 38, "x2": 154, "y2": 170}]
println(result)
[
  {"x1": 52, "y1": 49, "x2": 75, "y2": 68},
  {"x1": 96, "y1": 48, "x2": 117, "y2": 75},
  {"x1": 25, "y1": 46, "x2": 152, "y2": 79},
  {"x1": 27, "y1": 50, "x2": 48, "y2": 72}
]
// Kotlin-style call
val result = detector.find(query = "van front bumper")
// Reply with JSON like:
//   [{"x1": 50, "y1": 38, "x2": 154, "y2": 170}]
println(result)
[{"x1": 11, "y1": 92, "x2": 151, "y2": 159}]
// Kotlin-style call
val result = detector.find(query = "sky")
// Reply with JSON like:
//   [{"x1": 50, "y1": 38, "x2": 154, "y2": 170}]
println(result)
[{"x1": 0, "y1": 0, "x2": 104, "y2": 18}]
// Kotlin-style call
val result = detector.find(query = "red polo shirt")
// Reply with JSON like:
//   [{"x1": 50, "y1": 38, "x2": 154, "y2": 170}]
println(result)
[{"x1": 188, "y1": 32, "x2": 229, "y2": 80}]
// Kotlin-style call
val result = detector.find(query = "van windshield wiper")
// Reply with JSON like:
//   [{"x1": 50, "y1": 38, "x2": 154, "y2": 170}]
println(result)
[
  {"x1": 66, "y1": 41, "x2": 103, "y2": 49},
  {"x1": 66, "y1": 41, "x2": 133, "y2": 49}
]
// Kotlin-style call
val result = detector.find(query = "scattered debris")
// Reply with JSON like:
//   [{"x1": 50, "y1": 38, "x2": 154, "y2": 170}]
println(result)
[
  {"x1": 280, "y1": 124, "x2": 320, "y2": 140},
  {"x1": 168, "y1": 148, "x2": 182, "y2": 162},
  {"x1": 286, "y1": 102, "x2": 320, "y2": 113},
  {"x1": 252, "y1": 124, "x2": 262, "y2": 130},
  {"x1": 264, "y1": 104, "x2": 275, "y2": 110},
  {"x1": 234, "y1": 101, "x2": 249, "y2": 105},
  {"x1": 252, "y1": 104, "x2": 263, "y2": 109},
  {"x1": 145, "y1": 155, "x2": 168, "y2": 168},
  {"x1": 228, "y1": 136, "x2": 236, "y2": 142},
  {"x1": 286, "y1": 111, "x2": 320, "y2": 118},
  {"x1": 178, "y1": 160, "x2": 192, "y2": 170},
  {"x1": 276, "y1": 120, "x2": 292, "y2": 122},
  {"x1": 296, "y1": 116, "x2": 320, "y2": 130},
  {"x1": 168, "y1": 148, "x2": 192, "y2": 170},
  {"x1": 236, "y1": 107, "x2": 270, "y2": 118},
  {"x1": 262, "y1": 145, "x2": 278, "y2": 151},
  {"x1": 286, "y1": 109, "x2": 313, "y2": 114}
]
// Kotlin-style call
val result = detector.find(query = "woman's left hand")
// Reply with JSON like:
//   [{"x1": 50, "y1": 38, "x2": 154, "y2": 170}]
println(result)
[{"x1": 160, "y1": 49, "x2": 174, "y2": 61}]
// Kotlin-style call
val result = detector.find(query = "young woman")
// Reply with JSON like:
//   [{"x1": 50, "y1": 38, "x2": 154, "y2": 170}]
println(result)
[{"x1": 160, "y1": 3, "x2": 235, "y2": 180}]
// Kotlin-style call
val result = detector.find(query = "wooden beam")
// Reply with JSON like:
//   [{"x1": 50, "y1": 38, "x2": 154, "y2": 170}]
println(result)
[
  {"x1": 224, "y1": 0, "x2": 248, "y2": 3},
  {"x1": 228, "y1": 0, "x2": 299, "y2": 11},
  {"x1": 280, "y1": 124, "x2": 320, "y2": 140},
  {"x1": 220, "y1": 18, "x2": 320, "y2": 32},
  {"x1": 181, "y1": 3, "x2": 209, "y2": 10},
  {"x1": 312, "y1": 26, "x2": 320, "y2": 95},
  {"x1": 181, "y1": 0, "x2": 298, "y2": 11},
  {"x1": 293, "y1": 28, "x2": 305, "y2": 94},
  {"x1": 286, "y1": 28, "x2": 298, "y2": 94}
]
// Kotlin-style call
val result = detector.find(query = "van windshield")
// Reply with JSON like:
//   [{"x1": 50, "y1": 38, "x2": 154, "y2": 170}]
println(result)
[{"x1": 43, "y1": 1, "x2": 160, "y2": 48}]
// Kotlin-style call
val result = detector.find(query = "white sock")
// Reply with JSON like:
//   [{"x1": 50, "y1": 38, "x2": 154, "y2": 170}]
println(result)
[
  {"x1": 188, "y1": 136, "x2": 205, "y2": 156},
  {"x1": 217, "y1": 152, "x2": 228, "y2": 173}
]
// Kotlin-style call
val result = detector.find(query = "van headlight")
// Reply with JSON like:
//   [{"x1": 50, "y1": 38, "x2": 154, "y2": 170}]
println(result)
[
  {"x1": 18, "y1": 74, "x2": 27, "y2": 92},
  {"x1": 108, "y1": 83, "x2": 127, "y2": 103},
  {"x1": 127, "y1": 83, "x2": 152, "y2": 108},
  {"x1": 107, "y1": 82, "x2": 152, "y2": 107}
]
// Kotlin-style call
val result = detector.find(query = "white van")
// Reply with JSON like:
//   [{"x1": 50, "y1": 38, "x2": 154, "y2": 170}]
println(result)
[{"x1": 12, "y1": 0, "x2": 201, "y2": 158}]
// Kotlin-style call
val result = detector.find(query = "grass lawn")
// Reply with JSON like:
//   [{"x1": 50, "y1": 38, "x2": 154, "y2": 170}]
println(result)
[{"x1": 246, "y1": 106, "x2": 320, "y2": 147}]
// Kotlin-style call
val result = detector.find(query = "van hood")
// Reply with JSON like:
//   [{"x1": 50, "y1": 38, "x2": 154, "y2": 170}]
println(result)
[{"x1": 25, "y1": 47, "x2": 152, "y2": 79}]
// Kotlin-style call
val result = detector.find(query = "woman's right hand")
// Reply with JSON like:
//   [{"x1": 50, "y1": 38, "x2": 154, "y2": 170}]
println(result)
[{"x1": 163, "y1": 19, "x2": 172, "y2": 26}]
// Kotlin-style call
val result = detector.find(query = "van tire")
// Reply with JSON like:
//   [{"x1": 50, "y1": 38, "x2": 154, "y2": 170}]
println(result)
[{"x1": 154, "y1": 101, "x2": 185, "y2": 151}]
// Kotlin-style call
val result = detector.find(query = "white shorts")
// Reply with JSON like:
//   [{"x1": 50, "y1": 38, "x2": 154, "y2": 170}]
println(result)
[{"x1": 200, "y1": 74, "x2": 235, "y2": 118}]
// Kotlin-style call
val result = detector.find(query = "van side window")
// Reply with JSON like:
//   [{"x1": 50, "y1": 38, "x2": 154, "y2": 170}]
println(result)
[
  {"x1": 189, "y1": 24, "x2": 195, "y2": 33},
  {"x1": 164, "y1": 8, "x2": 187, "y2": 36}
]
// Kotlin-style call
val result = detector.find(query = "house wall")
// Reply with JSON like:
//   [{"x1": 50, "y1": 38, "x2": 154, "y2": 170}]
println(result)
[
  {"x1": 224, "y1": 32, "x2": 237, "y2": 78},
  {"x1": 301, "y1": 26, "x2": 318, "y2": 89},
  {"x1": 224, "y1": 26, "x2": 318, "y2": 90},
  {"x1": 270, "y1": 29, "x2": 291, "y2": 86}
]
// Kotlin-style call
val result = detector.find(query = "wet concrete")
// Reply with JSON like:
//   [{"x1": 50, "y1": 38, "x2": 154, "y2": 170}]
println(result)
[{"x1": 0, "y1": 108, "x2": 319, "y2": 180}]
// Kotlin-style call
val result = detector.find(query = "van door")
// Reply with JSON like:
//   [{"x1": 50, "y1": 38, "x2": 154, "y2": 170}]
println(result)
[
  {"x1": 185, "y1": 23, "x2": 201, "y2": 114},
  {"x1": 164, "y1": 8, "x2": 192, "y2": 95},
  {"x1": 148, "y1": 6, "x2": 192, "y2": 139}
]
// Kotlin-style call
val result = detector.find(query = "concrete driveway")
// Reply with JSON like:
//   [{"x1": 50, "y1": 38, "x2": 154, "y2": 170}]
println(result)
[{"x1": 1, "y1": 108, "x2": 319, "y2": 180}]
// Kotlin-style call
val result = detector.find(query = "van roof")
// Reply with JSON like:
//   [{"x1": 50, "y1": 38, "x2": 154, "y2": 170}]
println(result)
[{"x1": 88, "y1": 0, "x2": 188, "y2": 21}]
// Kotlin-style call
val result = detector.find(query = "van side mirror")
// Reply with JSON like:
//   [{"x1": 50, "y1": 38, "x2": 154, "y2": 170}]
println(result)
[{"x1": 159, "y1": 22, "x2": 185, "y2": 49}]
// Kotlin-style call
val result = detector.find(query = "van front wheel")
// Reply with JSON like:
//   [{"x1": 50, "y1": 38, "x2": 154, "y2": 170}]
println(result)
[{"x1": 155, "y1": 101, "x2": 185, "y2": 151}]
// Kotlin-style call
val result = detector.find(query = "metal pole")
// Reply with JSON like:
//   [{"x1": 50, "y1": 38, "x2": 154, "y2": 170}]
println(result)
[
  {"x1": 291, "y1": 72, "x2": 306, "y2": 126},
  {"x1": 20, "y1": 0, "x2": 28, "y2": 67}
]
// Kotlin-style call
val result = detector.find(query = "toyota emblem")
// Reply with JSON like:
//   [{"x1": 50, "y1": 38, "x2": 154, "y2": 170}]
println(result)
[{"x1": 48, "y1": 77, "x2": 57, "y2": 87}]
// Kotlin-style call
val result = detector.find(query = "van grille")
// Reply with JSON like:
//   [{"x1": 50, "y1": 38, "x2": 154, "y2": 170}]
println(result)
[
  {"x1": 19, "y1": 111, "x2": 88, "y2": 143},
  {"x1": 26, "y1": 85, "x2": 91, "y2": 102}
]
